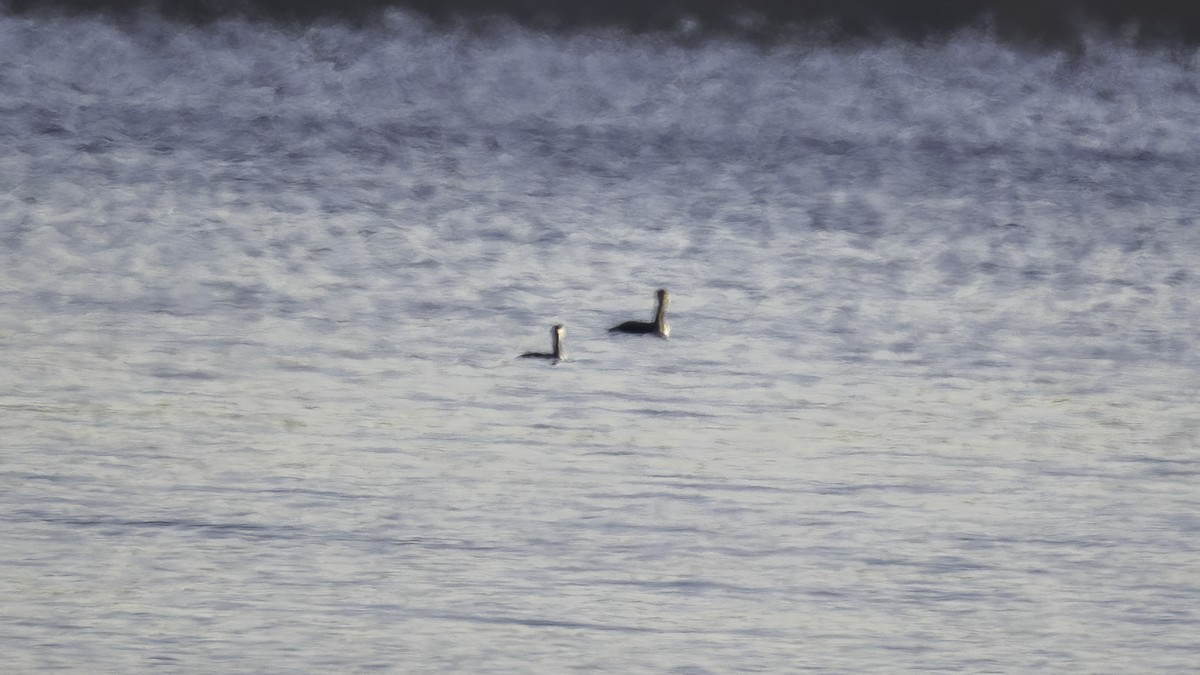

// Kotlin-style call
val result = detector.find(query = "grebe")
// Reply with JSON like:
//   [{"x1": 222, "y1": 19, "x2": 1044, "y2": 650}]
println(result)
[
  {"x1": 609, "y1": 288, "x2": 670, "y2": 338},
  {"x1": 520, "y1": 324, "x2": 565, "y2": 361}
]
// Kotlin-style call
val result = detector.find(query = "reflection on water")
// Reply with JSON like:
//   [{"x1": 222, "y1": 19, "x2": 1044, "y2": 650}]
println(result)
[{"x1": 2, "y1": 9, "x2": 1199, "y2": 672}]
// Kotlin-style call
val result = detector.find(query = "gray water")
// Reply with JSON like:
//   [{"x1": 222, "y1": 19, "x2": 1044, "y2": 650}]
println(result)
[{"x1": 2, "y1": 10, "x2": 1199, "y2": 672}]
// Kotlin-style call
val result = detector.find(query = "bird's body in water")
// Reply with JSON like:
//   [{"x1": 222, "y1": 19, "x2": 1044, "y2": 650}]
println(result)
[
  {"x1": 520, "y1": 324, "x2": 565, "y2": 361},
  {"x1": 609, "y1": 288, "x2": 670, "y2": 338}
]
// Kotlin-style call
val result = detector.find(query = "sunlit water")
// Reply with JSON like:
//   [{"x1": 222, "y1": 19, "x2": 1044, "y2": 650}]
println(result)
[{"x1": 2, "y1": 10, "x2": 1199, "y2": 672}]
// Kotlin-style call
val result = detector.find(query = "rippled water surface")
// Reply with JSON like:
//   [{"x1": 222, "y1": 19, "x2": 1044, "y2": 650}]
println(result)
[{"x1": 2, "y1": 10, "x2": 1199, "y2": 672}]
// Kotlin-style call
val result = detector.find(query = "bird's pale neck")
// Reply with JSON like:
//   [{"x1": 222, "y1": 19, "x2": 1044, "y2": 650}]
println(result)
[
  {"x1": 552, "y1": 327, "x2": 564, "y2": 359},
  {"x1": 654, "y1": 293, "x2": 669, "y2": 336}
]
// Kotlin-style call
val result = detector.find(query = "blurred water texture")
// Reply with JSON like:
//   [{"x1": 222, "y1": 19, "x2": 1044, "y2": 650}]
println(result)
[{"x1": 1, "y1": 9, "x2": 1198, "y2": 672}]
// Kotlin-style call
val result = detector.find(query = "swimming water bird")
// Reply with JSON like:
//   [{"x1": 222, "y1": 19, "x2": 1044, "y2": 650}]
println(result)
[
  {"x1": 520, "y1": 324, "x2": 565, "y2": 361},
  {"x1": 608, "y1": 288, "x2": 670, "y2": 338}
]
